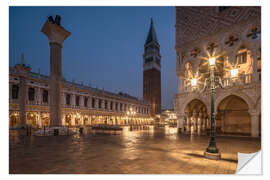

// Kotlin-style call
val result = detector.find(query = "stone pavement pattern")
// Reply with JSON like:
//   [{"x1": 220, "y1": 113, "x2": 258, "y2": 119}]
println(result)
[{"x1": 9, "y1": 128, "x2": 261, "y2": 174}]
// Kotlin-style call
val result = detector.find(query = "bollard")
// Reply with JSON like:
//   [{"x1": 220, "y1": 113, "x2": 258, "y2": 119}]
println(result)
[{"x1": 54, "y1": 129, "x2": 59, "y2": 136}]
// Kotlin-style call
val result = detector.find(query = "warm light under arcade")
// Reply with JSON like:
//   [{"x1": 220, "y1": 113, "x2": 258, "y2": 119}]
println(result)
[
  {"x1": 230, "y1": 68, "x2": 239, "y2": 78},
  {"x1": 208, "y1": 57, "x2": 216, "y2": 66}
]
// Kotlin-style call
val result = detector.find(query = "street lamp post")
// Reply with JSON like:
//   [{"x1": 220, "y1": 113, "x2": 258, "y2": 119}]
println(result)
[
  {"x1": 189, "y1": 57, "x2": 238, "y2": 160},
  {"x1": 204, "y1": 57, "x2": 220, "y2": 159}
]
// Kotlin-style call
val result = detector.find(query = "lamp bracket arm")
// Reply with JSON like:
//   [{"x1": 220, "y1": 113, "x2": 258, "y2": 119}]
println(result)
[
  {"x1": 217, "y1": 76, "x2": 225, "y2": 89},
  {"x1": 199, "y1": 78, "x2": 209, "y2": 93}
]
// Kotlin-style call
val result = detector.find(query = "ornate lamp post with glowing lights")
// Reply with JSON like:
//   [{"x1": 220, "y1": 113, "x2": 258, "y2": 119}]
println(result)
[
  {"x1": 189, "y1": 57, "x2": 239, "y2": 160},
  {"x1": 204, "y1": 57, "x2": 221, "y2": 159}
]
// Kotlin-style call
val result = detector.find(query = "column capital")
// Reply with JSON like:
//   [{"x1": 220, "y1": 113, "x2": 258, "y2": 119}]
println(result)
[
  {"x1": 42, "y1": 19, "x2": 70, "y2": 45},
  {"x1": 249, "y1": 110, "x2": 259, "y2": 117}
]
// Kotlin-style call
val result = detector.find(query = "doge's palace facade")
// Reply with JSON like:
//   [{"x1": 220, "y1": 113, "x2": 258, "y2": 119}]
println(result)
[{"x1": 174, "y1": 7, "x2": 261, "y2": 137}]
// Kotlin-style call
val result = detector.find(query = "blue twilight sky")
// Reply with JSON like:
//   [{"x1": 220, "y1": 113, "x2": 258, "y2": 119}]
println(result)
[{"x1": 9, "y1": 6, "x2": 177, "y2": 109}]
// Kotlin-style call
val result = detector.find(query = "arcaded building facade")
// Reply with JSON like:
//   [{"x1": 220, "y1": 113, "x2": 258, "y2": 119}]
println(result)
[
  {"x1": 9, "y1": 65, "x2": 151, "y2": 128},
  {"x1": 9, "y1": 16, "x2": 152, "y2": 128},
  {"x1": 174, "y1": 7, "x2": 261, "y2": 137}
]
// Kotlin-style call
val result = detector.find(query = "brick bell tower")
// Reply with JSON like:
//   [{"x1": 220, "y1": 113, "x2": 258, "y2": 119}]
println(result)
[{"x1": 143, "y1": 18, "x2": 161, "y2": 117}]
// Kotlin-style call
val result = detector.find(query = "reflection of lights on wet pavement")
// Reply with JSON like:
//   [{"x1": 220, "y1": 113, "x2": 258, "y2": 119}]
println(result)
[
  {"x1": 165, "y1": 125, "x2": 178, "y2": 135},
  {"x1": 9, "y1": 126, "x2": 261, "y2": 174}
]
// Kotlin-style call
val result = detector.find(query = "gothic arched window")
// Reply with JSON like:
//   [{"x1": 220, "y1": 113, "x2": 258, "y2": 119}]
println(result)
[
  {"x1": 84, "y1": 97, "x2": 88, "y2": 107},
  {"x1": 12, "y1": 85, "x2": 19, "y2": 99},
  {"x1": 120, "y1": 103, "x2": 123, "y2": 111},
  {"x1": 42, "y1": 90, "x2": 48, "y2": 103},
  {"x1": 98, "y1": 99, "x2": 102, "y2": 109},
  {"x1": 28, "y1": 87, "x2": 35, "y2": 101},
  {"x1": 115, "y1": 102, "x2": 118, "y2": 111},
  {"x1": 66, "y1": 94, "x2": 70, "y2": 105},
  {"x1": 235, "y1": 46, "x2": 248, "y2": 65},
  {"x1": 105, "y1": 100, "x2": 108, "y2": 109},
  {"x1": 76, "y1": 96, "x2": 80, "y2": 106},
  {"x1": 110, "y1": 102, "x2": 113, "y2": 110},
  {"x1": 92, "y1": 98, "x2": 95, "y2": 108}
]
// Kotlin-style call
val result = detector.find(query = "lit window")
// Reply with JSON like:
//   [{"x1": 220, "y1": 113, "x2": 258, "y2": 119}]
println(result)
[{"x1": 236, "y1": 51, "x2": 247, "y2": 64}]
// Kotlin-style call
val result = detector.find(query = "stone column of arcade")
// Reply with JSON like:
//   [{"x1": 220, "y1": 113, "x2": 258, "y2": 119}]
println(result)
[
  {"x1": 197, "y1": 112, "x2": 202, "y2": 135},
  {"x1": 191, "y1": 111, "x2": 197, "y2": 135},
  {"x1": 185, "y1": 112, "x2": 191, "y2": 134},
  {"x1": 41, "y1": 15, "x2": 70, "y2": 135},
  {"x1": 201, "y1": 113, "x2": 206, "y2": 133}
]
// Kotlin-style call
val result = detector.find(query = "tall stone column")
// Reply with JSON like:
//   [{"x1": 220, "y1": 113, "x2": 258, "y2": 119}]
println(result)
[
  {"x1": 42, "y1": 16, "x2": 70, "y2": 127},
  {"x1": 15, "y1": 54, "x2": 31, "y2": 127}
]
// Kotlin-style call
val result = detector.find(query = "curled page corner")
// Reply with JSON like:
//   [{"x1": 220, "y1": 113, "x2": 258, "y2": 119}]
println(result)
[{"x1": 236, "y1": 150, "x2": 261, "y2": 174}]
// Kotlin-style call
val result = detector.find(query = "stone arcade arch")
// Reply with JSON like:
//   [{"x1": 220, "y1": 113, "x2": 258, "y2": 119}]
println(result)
[
  {"x1": 9, "y1": 112, "x2": 19, "y2": 128},
  {"x1": 216, "y1": 95, "x2": 251, "y2": 136},
  {"x1": 26, "y1": 112, "x2": 38, "y2": 127},
  {"x1": 182, "y1": 99, "x2": 209, "y2": 135},
  {"x1": 65, "y1": 114, "x2": 72, "y2": 126}
]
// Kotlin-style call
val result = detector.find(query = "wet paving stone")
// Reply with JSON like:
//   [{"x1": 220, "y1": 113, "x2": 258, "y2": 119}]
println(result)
[{"x1": 9, "y1": 127, "x2": 261, "y2": 174}]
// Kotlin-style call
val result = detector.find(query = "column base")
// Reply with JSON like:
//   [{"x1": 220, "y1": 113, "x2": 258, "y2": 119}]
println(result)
[{"x1": 204, "y1": 151, "x2": 221, "y2": 160}]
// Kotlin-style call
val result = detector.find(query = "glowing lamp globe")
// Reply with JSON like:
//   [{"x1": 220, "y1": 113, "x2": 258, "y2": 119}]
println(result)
[
  {"x1": 191, "y1": 78, "x2": 197, "y2": 87},
  {"x1": 209, "y1": 57, "x2": 216, "y2": 66},
  {"x1": 230, "y1": 68, "x2": 238, "y2": 78}
]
